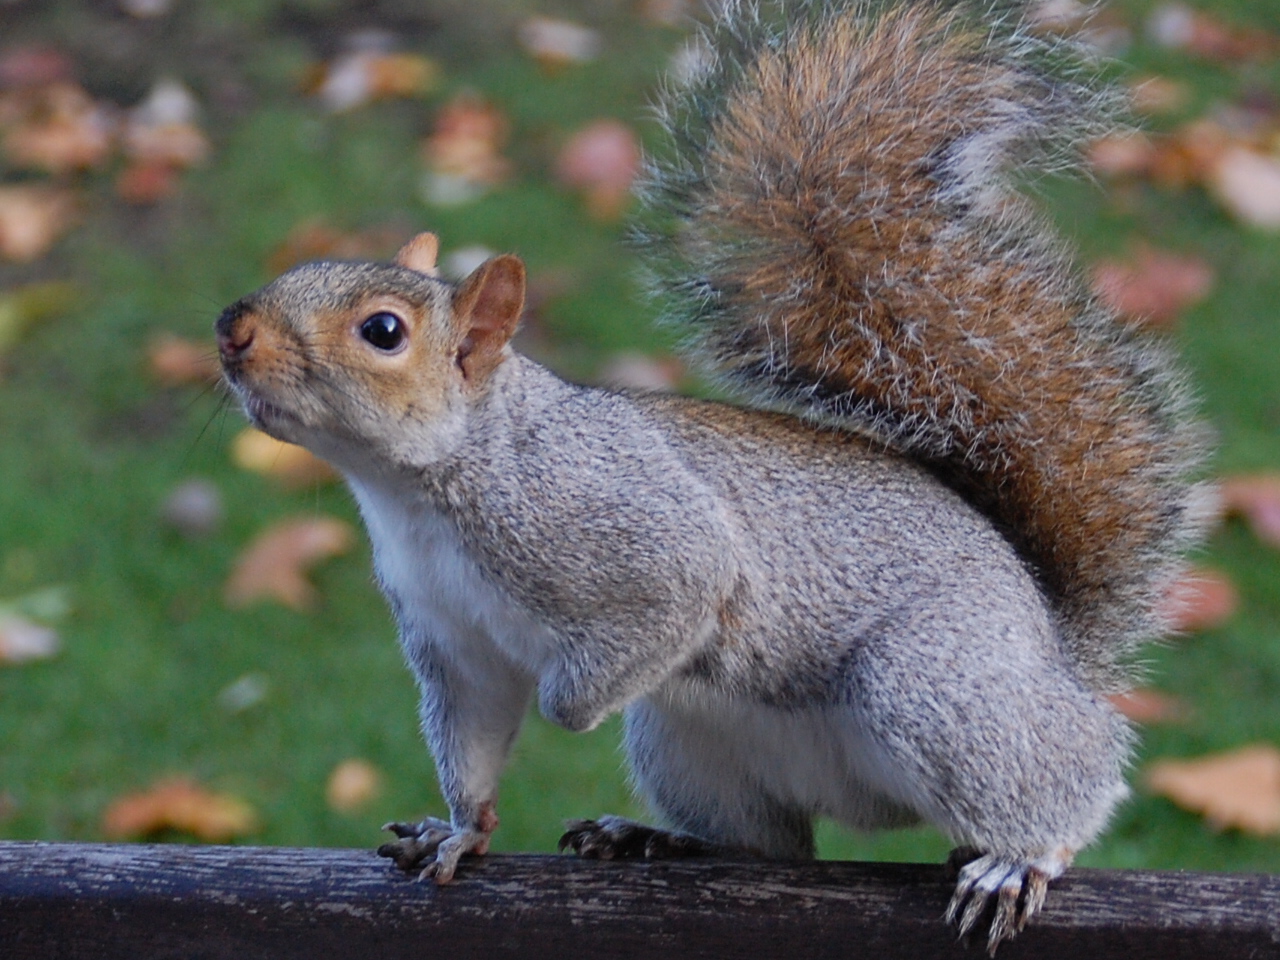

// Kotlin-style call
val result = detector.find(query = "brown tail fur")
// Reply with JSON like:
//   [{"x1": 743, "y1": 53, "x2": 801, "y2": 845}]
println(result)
[{"x1": 640, "y1": 0, "x2": 1208, "y2": 688}]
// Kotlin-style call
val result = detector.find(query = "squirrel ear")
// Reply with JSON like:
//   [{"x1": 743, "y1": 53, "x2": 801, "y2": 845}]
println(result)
[
  {"x1": 395, "y1": 232, "x2": 441, "y2": 276},
  {"x1": 452, "y1": 254, "x2": 526, "y2": 382}
]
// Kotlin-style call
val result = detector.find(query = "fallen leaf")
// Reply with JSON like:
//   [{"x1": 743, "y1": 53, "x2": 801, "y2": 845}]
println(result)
[
  {"x1": 518, "y1": 16, "x2": 601, "y2": 70},
  {"x1": 555, "y1": 120, "x2": 641, "y2": 220},
  {"x1": 1147, "y1": 3, "x2": 1279, "y2": 62},
  {"x1": 116, "y1": 159, "x2": 180, "y2": 204},
  {"x1": 0, "y1": 281, "x2": 76, "y2": 354},
  {"x1": 102, "y1": 777, "x2": 259, "y2": 842},
  {"x1": 0, "y1": 46, "x2": 75, "y2": 89},
  {"x1": 1108, "y1": 688, "x2": 1191, "y2": 724},
  {"x1": 1129, "y1": 75, "x2": 1188, "y2": 115},
  {"x1": 0, "y1": 614, "x2": 60, "y2": 664},
  {"x1": 147, "y1": 332, "x2": 220, "y2": 386},
  {"x1": 326, "y1": 758, "x2": 383, "y2": 813},
  {"x1": 420, "y1": 93, "x2": 511, "y2": 206},
  {"x1": 1088, "y1": 133, "x2": 1158, "y2": 178},
  {"x1": 1, "y1": 82, "x2": 115, "y2": 174},
  {"x1": 1146, "y1": 745, "x2": 1280, "y2": 834},
  {"x1": 1219, "y1": 474, "x2": 1280, "y2": 547},
  {"x1": 160, "y1": 478, "x2": 224, "y2": 538},
  {"x1": 1158, "y1": 567, "x2": 1238, "y2": 633},
  {"x1": 310, "y1": 51, "x2": 439, "y2": 112},
  {"x1": 0, "y1": 184, "x2": 78, "y2": 262},
  {"x1": 224, "y1": 516, "x2": 355, "y2": 611},
  {"x1": 1208, "y1": 146, "x2": 1280, "y2": 228},
  {"x1": 1091, "y1": 246, "x2": 1214, "y2": 326},
  {"x1": 231, "y1": 427, "x2": 338, "y2": 488}
]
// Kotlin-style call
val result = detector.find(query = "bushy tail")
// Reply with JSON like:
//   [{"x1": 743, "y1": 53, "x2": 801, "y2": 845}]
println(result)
[{"x1": 640, "y1": 0, "x2": 1209, "y2": 689}]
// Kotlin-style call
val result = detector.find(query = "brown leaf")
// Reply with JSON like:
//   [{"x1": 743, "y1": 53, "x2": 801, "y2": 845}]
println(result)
[
  {"x1": 1146, "y1": 745, "x2": 1280, "y2": 834},
  {"x1": 0, "y1": 184, "x2": 78, "y2": 262},
  {"x1": 1158, "y1": 567, "x2": 1239, "y2": 633},
  {"x1": 1088, "y1": 133, "x2": 1158, "y2": 178},
  {"x1": 0, "y1": 615, "x2": 60, "y2": 664},
  {"x1": 1091, "y1": 246, "x2": 1214, "y2": 326},
  {"x1": 326, "y1": 758, "x2": 383, "y2": 813},
  {"x1": 1148, "y1": 4, "x2": 1280, "y2": 63},
  {"x1": 421, "y1": 94, "x2": 511, "y2": 205},
  {"x1": 555, "y1": 120, "x2": 641, "y2": 221},
  {"x1": 224, "y1": 516, "x2": 355, "y2": 611},
  {"x1": 309, "y1": 52, "x2": 439, "y2": 112},
  {"x1": 101, "y1": 777, "x2": 259, "y2": 842},
  {"x1": 231, "y1": 427, "x2": 338, "y2": 488},
  {"x1": 1, "y1": 82, "x2": 115, "y2": 174},
  {"x1": 121, "y1": 79, "x2": 209, "y2": 168},
  {"x1": 116, "y1": 160, "x2": 180, "y2": 205},
  {"x1": 1108, "y1": 688, "x2": 1191, "y2": 724},
  {"x1": 147, "y1": 333, "x2": 220, "y2": 386},
  {"x1": 1219, "y1": 474, "x2": 1280, "y2": 547},
  {"x1": 266, "y1": 219, "x2": 406, "y2": 275},
  {"x1": 1128, "y1": 75, "x2": 1189, "y2": 115}
]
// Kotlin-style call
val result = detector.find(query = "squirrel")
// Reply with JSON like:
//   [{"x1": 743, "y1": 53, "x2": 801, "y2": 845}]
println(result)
[{"x1": 216, "y1": 0, "x2": 1208, "y2": 952}]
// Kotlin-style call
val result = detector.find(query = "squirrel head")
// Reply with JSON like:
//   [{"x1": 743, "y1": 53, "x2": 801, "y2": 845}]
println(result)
[{"x1": 216, "y1": 232, "x2": 526, "y2": 474}]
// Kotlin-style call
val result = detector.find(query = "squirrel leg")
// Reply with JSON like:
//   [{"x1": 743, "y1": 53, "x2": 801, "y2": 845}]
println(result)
[
  {"x1": 562, "y1": 695, "x2": 816, "y2": 861},
  {"x1": 943, "y1": 849, "x2": 1068, "y2": 955},
  {"x1": 379, "y1": 626, "x2": 535, "y2": 883}
]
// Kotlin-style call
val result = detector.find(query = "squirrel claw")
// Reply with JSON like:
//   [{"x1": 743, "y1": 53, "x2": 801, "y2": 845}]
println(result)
[
  {"x1": 944, "y1": 852, "x2": 1061, "y2": 955},
  {"x1": 377, "y1": 817, "x2": 489, "y2": 883},
  {"x1": 559, "y1": 815, "x2": 723, "y2": 860}
]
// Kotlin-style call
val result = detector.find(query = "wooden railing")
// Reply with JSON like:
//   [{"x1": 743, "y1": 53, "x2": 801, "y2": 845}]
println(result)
[{"x1": 1, "y1": 841, "x2": 1277, "y2": 958}]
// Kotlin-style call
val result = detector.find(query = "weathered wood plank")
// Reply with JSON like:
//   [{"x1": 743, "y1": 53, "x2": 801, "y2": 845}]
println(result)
[{"x1": 0, "y1": 841, "x2": 1277, "y2": 959}]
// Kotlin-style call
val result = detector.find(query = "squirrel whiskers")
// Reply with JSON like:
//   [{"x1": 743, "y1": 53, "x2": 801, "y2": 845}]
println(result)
[{"x1": 640, "y1": 0, "x2": 1210, "y2": 689}]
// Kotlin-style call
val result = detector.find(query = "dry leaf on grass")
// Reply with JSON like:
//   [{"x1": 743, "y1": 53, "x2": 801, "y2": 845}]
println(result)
[
  {"x1": 160, "y1": 479, "x2": 224, "y2": 538},
  {"x1": 1, "y1": 81, "x2": 115, "y2": 174},
  {"x1": 1146, "y1": 745, "x2": 1280, "y2": 835},
  {"x1": 1208, "y1": 147, "x2": 1280, "y2": 229},
  {"x1": 1158, "y1": 567, "x2": 1238, "y2": 633},
  {"x1": 308, "y1": 51, "x2": 439, "y2": 113},
  {"x1": 420, "y1": 94, "x2": 511, "y2": 206},
  {"x1": 326, "y1": 758, "x2": 383, "y2": 813},
  {"x1": 231, "y1": 427, "x2": 338, "y2": 487},
  {"x1": 555, "y1": 120, "x2": 640, "y2": 221},
  {"x1": 1128, "y1": 74, "x2": 1188, "y2": 115},
  {"x1": 147, "y1": 333, "x2": 220, "y2": 386},
  {"x1": 1108, "y1": 688, "x2": 1191, "y2": 724},
  {"x1": 225, "y1": 516, "x2": 355, "y2": 611},
  {"x1": 1219, "y1": 474, "x2": 1280, "y2": 547},
  {"x1": 1091, "y1": 246, "x2": 1214, "y2": 326},
  {"x1": 102, "y1": 777, "x2": 259, "y2": 842},
  {"x1": 518, "y1": 16, "x2": 601, "y2": 71},
  {"x1": 0, "y1": 184, "x2": 78, "y2": 262},
  {"x1": 1147, "y1": 3, "x2": 1280, "y2": 62}
]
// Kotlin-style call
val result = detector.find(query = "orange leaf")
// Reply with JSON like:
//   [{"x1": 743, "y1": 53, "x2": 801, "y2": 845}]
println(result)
[
  {"x1": 225, "y1": 516, "x2": 355, "y2": 611},
  {"x1": 102, "y1": 776, "x2": 259, "y2": 842},
  {"x1": 117, "y1": 160, "x2": 180, "y2": 205},
  {"x1": 1158, "y1": 567, "x2": 1238, "y2": 633},
  {"x1": 0, "y1": 82, "x2": 115, "y2": 175},
  {"x1": 0, "y1": 184, "x2": 78, "y2": 262},
  {"x1": 147, "y1": 333, "x2": 220, "y2": 386},
  {"x1": 231, "y1": 428, "x2": 338, "y2": 488},
  {"x1": 420, "y1": 94, "x2": 511, "y2": 205},
  {"x1": 326, "y1": 758, "x2": 384, "y2": 813},
  {"x1": 310, "y1": 52, "x2": 439, "y2": 112},
  {"x1": 1091, "y1": 246, "x2": 1214, "y2": 326},
  {"x1": 1146, "y1": 745, "x2": 1280, "y2": 835},
  {"x1": 1108, "y1": 688, "x2": 1191, "y2": 725},
  {"x1": 1219, "y1": 474, "x2": 1280, "y2": 547}
]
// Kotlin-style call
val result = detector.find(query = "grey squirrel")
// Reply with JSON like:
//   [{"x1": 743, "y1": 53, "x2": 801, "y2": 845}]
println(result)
[{"x1": 216, "y1": 0, "x2": 1208, "y2": 952}]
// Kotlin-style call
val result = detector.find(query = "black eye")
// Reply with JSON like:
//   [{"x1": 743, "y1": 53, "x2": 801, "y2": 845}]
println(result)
[{"x1": 359, "y1": 312, "x2": 406, "y2": 352}]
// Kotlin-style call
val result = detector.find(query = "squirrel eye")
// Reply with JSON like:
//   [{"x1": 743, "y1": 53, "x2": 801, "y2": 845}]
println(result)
[{"x1": 359, "y1": 312, "x2": 406, "y2": 352}]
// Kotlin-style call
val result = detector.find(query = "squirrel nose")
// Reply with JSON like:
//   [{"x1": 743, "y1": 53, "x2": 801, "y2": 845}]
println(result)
[{"x1": 216, "y1": 308, "x2": 256, "y2": 362}]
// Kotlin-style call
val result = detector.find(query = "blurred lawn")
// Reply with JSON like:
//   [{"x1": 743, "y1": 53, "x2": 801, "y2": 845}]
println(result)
[{"x1": 1, "y1": 0, "x2": 1278, "y2": 874}]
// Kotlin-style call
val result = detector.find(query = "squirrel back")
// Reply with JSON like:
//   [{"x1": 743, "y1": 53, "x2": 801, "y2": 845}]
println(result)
[{"x1": 641, "y1": 0, "x2": 1209, "y2": 689}]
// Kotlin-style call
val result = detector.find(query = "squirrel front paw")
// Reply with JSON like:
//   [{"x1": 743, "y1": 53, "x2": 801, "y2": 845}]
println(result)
[
  {"x1": 377, "y1": 806, "x2": 497, "y2": 883},
  {"x1": 558, "y1": 815, "x2": 726, "y2": 860},
  {"x1": 943, "y1": 848, "x2": 1070, "y2": 955}
]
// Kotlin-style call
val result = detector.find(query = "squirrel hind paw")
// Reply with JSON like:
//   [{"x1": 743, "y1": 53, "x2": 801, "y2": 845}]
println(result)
[
  {"x1": 943, "y1": 852, "x2": 1064, "y2": 955},
  {"x1": 558, "y1": 815, "x2": 723, "y2": 860},
  {"x1": 377, "y1": 816, "x2": 491, "y2": 883}
]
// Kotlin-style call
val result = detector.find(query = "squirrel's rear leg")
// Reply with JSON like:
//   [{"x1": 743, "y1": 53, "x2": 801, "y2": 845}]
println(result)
[
  {"x1": 559, "y1": 815, "x2": 735, "y2": 860},
  {"x1": 944, "y1": 848, "x2": 1070, "y2": 955}
]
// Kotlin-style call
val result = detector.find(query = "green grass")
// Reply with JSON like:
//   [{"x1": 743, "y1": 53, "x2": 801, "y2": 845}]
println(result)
[{"x1": 1, "y1": 0, "x2": 1278, "y2": 877}]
